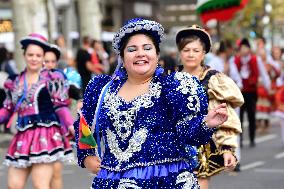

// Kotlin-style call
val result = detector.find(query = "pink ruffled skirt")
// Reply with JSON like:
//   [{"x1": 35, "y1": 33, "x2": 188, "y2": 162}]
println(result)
[{"x1": 3, "y1": 125, "x2": 74, "y2": 168}]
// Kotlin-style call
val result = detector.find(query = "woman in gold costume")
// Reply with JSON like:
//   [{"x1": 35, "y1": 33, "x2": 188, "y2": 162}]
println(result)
[{"x1": 175, "y1": 25, "x2": 244, "y2": 189}]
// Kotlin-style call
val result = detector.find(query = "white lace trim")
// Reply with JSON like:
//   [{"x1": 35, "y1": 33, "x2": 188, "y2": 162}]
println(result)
[{"x1": 3, "y1": 152, "x2": 74, "y2": 168}]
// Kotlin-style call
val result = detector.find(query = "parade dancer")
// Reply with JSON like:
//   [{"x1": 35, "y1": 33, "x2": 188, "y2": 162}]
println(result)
[
  {"x1": 74, "y1": 18, "x2": 228, "y2": 188},
  {"x1": 44, "y1": 44, "x2": 81, "y2": 189},
  {"x1": 0, "y1": 33, "x2": 74, "y2": 189},
  {"x1": 175, "y1": 25, "x2": 244, "y2": 189}
]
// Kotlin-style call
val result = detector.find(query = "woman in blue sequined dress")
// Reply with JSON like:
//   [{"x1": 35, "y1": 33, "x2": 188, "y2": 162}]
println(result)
[{"x1": 74, "y1": 18, "x2": 228, "y2": 189}]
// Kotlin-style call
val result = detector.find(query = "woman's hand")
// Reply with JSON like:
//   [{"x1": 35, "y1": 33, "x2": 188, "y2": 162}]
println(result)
[
  {"x1": 205, "y1": 103, "x2": 228, "y2": 128},
  {"x1": 223, "y1": 151, "x2": 236, "y2": 171},
  {"x1": 68, "y1": 125, "x2": 75, "y2": 136},
  {"x1": 76, "y1": 100, "x2": 83, "y2": 110},
  {"x1": 84, "y1": 156, "x2": 101, "y2": 174}
]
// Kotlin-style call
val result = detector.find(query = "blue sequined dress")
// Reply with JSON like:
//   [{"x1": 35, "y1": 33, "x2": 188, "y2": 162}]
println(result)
[{"x1": 74, "y1": 71, "x2": 215, "y2": 189}]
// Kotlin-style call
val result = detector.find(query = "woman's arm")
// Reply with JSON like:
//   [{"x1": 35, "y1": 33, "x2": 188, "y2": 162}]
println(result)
[
  {"x1": 74, "y1": 75, "x2": 111, "y2": 168},
  {"x1": 165, "y1": 72, "x2": 224, "y2": 146}
]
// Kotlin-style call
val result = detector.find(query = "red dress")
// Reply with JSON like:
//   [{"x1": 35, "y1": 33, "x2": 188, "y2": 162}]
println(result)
[{"x1": 256, "y1": 62, "x2": 280, "y2": 119}]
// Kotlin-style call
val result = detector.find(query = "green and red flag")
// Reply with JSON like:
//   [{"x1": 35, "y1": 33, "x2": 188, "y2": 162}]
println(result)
[{"x1": 196, "y1": 0, "x2": 249, "y2": 24}]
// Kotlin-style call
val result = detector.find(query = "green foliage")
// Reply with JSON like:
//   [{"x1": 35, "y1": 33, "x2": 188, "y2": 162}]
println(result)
[{"x1": 219, "y1": 0, "x2": 264, "y2": 40}]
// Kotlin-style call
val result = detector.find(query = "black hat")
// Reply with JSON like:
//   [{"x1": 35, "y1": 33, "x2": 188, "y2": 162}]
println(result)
[
  {"x1": 47, "y1": 44, "x2": 61, "y2": 60},
  {"x1": 240, "y1": 38, "x2": 251, "y2": 48},
  {"x1": 20, "y1": 33, "x2": 50, "y2": 51},
  {"x1": 176, "y1": 25, "x2": 212, "y2": 53}
]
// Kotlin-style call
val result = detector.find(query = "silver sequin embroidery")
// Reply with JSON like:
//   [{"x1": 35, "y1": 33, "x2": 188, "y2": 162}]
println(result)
[
  {"x1": 117, "y1": 178, "x2": 141, "y2": 189},
  {"x1": 175, "y1": 72, "x2": 200, "y2": 112},
  {"x1": 103, "y1": 81, "x2": 161, "y2": 140},
  {"x1": 176, "y1": 171, "x2": 198, "y2": 189},
  {"x1": 106, "y1": 128, "x2": 148, "y2": 169}
]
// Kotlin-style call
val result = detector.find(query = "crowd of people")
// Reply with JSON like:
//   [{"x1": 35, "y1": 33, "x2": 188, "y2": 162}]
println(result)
[{"x1": 0, "y1": 17, "x2": 284, "y2": 189}]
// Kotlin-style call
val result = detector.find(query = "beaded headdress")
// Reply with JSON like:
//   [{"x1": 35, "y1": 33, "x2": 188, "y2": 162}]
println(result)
[{"x1": 112, "y1": 18, "x2": 164, "y2": 55}]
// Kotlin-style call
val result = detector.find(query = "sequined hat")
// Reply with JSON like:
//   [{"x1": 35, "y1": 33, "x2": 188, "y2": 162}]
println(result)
[
  {"x1": 112, "y1": 18, "x2": 164, "y2": 54},
  {"x1": 176, "y1": 25, "x2": 212, "y2": 53},
  {"x1": 47, "y1": 44, "x2": 61, "y2": 60},
  {"x1": 20, "y1": 33, "x2": 50, "y2": 51}
]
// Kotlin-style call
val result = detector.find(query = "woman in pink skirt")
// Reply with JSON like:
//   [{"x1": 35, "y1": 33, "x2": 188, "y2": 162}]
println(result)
[{"x1": 0, "y1": 33, "x2": 74, "y2": 189}]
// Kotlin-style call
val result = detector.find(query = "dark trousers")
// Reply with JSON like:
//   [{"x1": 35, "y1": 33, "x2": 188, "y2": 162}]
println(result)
[{"x1": 240, "y1": 91, "x2": 257, "y2": 146}]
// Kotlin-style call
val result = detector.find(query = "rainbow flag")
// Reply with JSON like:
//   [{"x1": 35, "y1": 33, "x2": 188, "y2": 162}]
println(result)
[{"x1": 78, "y1": 114, "x2": 97, "y2": 149}]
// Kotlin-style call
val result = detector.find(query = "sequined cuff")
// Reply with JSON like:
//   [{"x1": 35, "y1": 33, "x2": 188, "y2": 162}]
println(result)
[
  {"x1": 78, "y1": 151, "x2": 96, "y2": 168},
  {"x1": 201, "y1": 119, "x2": 216, "y2": 132}
]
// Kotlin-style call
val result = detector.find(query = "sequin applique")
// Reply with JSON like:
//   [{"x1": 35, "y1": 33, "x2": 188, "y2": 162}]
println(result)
[
  {"x1": 117, "y1": 178, "x2": 141, "y2": 189},
  {"x1": 176, "y1": 171, "x2": 199, "y2": 189},
  {"x1": 47, "y1": 79, "x2": 69, "y2": 102},
  {"x1": 106, "y1": 127, "x2": 148, "y2": 169},
  {"x1": 103, "y1": 81, "x2": 161, "y2": 140},
  {"x1": 175, "y1": 72, "x2": 201, "y2": 112},
  {"x1": 11, "y1": 82, "x2": 40, "y2": 111}
]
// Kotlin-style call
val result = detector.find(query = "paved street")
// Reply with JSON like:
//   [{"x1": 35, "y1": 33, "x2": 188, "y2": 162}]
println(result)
[
  {"x1": 1, "y1": 119, "x2": 284, "y2": 189},
  {"x1": 211, "y1": 121, "x2": 284, "y2": 189}
]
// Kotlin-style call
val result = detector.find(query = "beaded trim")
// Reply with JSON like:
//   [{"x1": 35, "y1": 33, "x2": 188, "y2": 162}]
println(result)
[
  {"x1": 16, "y1": 121, "x2": 60, "y2": 132},
  {"x1": 4, "y1": 151, "x2": 74, "y2": 168},
  {"x1": 101, "y1": 158, "x2": 188, "y2": 172},
  {"x1": 112, "y1": 19, "x2": 164, "y2": 54},
  {"x1": 34, "y1": 84, "x2": 45, "y2": 114}
]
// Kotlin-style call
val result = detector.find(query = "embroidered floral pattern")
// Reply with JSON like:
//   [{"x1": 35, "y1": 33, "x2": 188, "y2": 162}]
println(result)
[
  {"x1": 11, "y1": 82, "x2": 40, "y2": 110},
  {"x1": 103, "y1": 81, "x2": 161, "y2": 140},
  {"x1": 175, "y1": 72, "x2": 201, "y2": 112},
  {"x1": 47, "y1": 79, "x2": 69, "y2": 102},
  {"x1": 117, "y1": 178, "x2": 141, "y2": 189},
  {"x1": 106, "y1": 128, "x2": 148, "y2": 168},
  {"x1": 176, "y1": 171, "x2": 198, "y2": 189}
]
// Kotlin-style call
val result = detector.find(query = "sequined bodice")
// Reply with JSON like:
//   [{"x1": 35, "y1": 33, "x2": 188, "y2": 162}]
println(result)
[
  {"x1": 2, "y1": 69, "x2": 70, "y2": 131},
  {"x1": 76, "y1": 72, "x2": 214, "y2": 172},
  {"x1": 103, "y1": 81, "x2": 161, "y2": 140}
]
